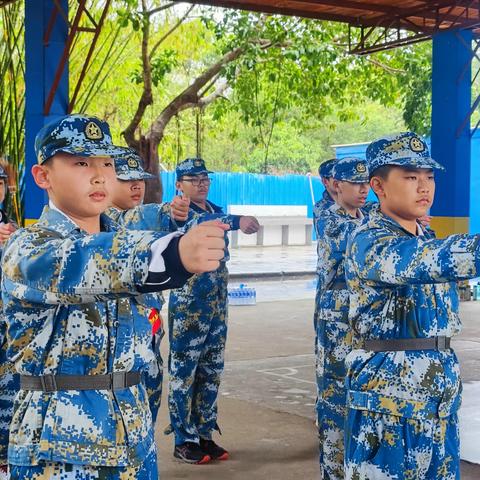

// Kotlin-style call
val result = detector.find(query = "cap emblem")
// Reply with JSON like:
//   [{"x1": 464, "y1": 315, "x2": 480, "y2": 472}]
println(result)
[
  {"x1": 127, "y1": 157, "x2": 139, "y2": 169},
  {"x1": 356, "y1": 163, "x2": 366, "y2": 173},
  {"x1": 85, "y1": 121, "x2": 103, "y2": 140},
  {"x1": 409, "y1": 136, "x2": 425, "y2": 152}
]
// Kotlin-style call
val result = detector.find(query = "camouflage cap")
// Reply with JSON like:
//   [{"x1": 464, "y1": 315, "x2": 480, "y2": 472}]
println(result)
[
  {"x1": 176, "y1": 157, "x2": 213, "y2": 180},
  {"x1": 332, "y1": 157, "x2": 369, "y2": 183},
  {"x1": 318, "y1": 158, "x2": 336, "y2": 178},
  {"x1": 367, "y1": 132, "x2": 444, "y2": 174},
  {"x1": 34, "y1": 114, "x2": 126, "y2": 164},
  {"x1": 114, "y1": 147, "x2": 155, "y2": 181}
]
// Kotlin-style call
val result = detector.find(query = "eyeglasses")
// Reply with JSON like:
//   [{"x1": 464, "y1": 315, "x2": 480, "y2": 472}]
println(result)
[{"x1": 181, "y1": 177, "x2": 212, "y2": 187}]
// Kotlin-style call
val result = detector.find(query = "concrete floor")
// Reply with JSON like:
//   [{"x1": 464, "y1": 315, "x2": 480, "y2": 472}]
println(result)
[{"x1": 155, "y1": 293, "x2": 480, "y2": 479}]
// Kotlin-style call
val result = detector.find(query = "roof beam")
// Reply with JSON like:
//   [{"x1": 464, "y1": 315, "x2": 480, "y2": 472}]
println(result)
[
  {"x1": 187, "y1": 0, "x2": 430, "y2": 31},
  {"x1": 185, "y1": 0, "x2": 480, "y2": 29}
]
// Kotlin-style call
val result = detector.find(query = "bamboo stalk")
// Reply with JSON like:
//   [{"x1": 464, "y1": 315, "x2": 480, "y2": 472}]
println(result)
[{"x1": 0, "y1": 3, "x2": 25, "y2": 224}]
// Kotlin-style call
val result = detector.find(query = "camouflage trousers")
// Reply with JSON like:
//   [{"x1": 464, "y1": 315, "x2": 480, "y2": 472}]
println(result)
[
  {"x1": 344, "y1": 409, "x2": 460, "y2": 480},
  {"x1": 316, "y1": 300, "x2": 351, "y2": 480},
  {"x1": 143, "y1": 332, "x2": 164, "y2": 424},
  {"x1": 167, "y1": 284, "x2": 228, "y2": 445},
  {"x1": 9, "y1": 442, "x2": 158, "y2": 479},
  {"x1": 318, "y1": 379, "x2": 346, "y2": 480},
  {"x1": 0, "y1": 334, "x2": 18, "y2": 465}
]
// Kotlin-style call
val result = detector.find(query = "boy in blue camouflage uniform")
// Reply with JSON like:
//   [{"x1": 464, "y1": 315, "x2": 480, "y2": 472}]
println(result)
[
  {"x1": 107, "y1": 148, "x2": 168, "y2": 425},
  {"x1": 313, "y1": 158, "x2": 337, "y2": 434},
  {"x1": 344, "y1": 132, "x2": 477, "y2": 479},
  {"x1": 167, "y1": 158, "x2": 259, "y2": 464},
  {"x1": 313, "y1": 158, "x2": 337, "y2": 237},
  {"x1": 316, "y1": 157, "x2": 370, "y2": 479},
  {"x1": 2, "y1": 114, "x2": 229, "y2": 480},
  {"x1": 0, "y1": 163, "x2": 18, "y2": 480}
]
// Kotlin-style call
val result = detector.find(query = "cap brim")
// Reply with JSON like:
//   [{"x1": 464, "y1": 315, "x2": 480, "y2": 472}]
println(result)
[
  {"x1": 117, "y1": 171, "x2": 155, "y2": 181},
  {"x1": 371, "y1": 156, "x2": 445, "y2": 173},
  {"x1": 51, "y1": 143, "x2": 128, "y2": 160},
  {"x1": 334, "y1": 176, "x2": 370, "y2": 183},
  {"x1": 177, "y1": 169, "x2": 214, "y2": 179}
]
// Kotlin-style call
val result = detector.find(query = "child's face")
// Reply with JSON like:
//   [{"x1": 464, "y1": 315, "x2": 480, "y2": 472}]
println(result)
[
  {"x1": 32, "y1": 153, "x2": 116, "y2": 219},
  {"x1": 111, "y1": 179, "x2": 146, "y2": 210},
  {"x1": 0, "y1": 179, "x2": 5, "y2": 204},
  {"x1": 373, "y1": 166, "x2": 435, "y2": 221},
  {"x1": 335, "y1": 180, "x2": 369, "y2": 209}
]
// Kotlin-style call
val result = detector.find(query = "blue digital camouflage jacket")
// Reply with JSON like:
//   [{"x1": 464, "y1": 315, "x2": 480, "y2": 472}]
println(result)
[
  {"x1": 313, "y1": 190, "x2": 334, "y2": 239},
  {"x1": 345, "y1": 205, "x2": 480, "y2": 421},
  {"x1": 0, "y1": 209, "x2": 18, "y2": 465},
  {"x1": 316, "y1": 203, "x2": 365, "y2": 299},
  {"x1": 1, "y1": 207, "x2": 183, "y2": 467}
]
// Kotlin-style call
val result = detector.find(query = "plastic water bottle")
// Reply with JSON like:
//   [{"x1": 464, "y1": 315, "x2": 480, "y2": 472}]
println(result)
[
  {"x1": 239, "y1": 284, "x2": 245, "y2": 305},
  {"x1": 476, "y1": 282, "x2": 480, "y2": 301},
  {"x1": 228, "y1": 284, "x2": 256, "y2": 306}
]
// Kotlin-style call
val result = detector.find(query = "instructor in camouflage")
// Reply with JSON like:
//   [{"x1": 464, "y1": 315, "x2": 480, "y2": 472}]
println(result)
[{"x1": 167, "y1": 158, "x2": 259, "y2": 464}]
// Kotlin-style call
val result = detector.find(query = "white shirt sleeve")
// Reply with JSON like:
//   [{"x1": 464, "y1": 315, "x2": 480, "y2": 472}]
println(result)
[{"x1": 148, "y1": 231, "x2": 183, "y2": 272}]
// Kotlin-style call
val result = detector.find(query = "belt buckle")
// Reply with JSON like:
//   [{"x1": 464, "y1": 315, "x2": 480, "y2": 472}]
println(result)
[
  {"x1": 435, "y1": 336, "x2": 447, "y2": 351},
  {"x1": 112, "y1": 372, "x2": 127, "y2": 390},
  {"x1": 40, "y1": 374, "x2": 57, "y2": 392}
]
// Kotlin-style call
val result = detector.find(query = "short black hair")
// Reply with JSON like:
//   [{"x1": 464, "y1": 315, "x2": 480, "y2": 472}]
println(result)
[
  {"x1": 370, "y1": 164, "x2": 432, "y2": 180},
  {"x1": 370, "y1": 165, "x2": 394, "y2": 180}
]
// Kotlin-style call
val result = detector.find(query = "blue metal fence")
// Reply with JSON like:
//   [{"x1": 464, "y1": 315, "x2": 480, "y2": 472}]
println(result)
[
  {"x1": 161, "y1": 171, "x2": 324, "y2": 219},
  {"x1": 163, "y1": 128, "x2": 480, "y2": 235}
]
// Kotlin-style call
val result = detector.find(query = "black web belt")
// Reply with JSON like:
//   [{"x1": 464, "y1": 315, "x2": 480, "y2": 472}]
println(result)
[
  {"x1": 362, "y1": 336, "x2": 451, "y2": 352},
  {"x1": 20, "y1": 371, "x2": 141, "y2": 392}
]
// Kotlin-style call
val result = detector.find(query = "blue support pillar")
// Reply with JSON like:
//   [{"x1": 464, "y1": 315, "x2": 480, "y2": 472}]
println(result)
[
  {"x1": 430, "y1": 29, "x2": 472, "y2": 237},
  {"x1": 24, "y1": 0, "x2": 68, "y2": 224}
]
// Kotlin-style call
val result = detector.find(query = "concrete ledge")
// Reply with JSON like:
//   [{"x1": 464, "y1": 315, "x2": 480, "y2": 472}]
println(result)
[
  {"x1": 230, "y1": 270, "x2": 316, "y2": 282},
  {"x1": 228, "y1": 206, "x2": 313, "y2": 248}
]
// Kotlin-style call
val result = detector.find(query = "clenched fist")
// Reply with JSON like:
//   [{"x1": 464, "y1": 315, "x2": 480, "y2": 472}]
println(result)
[
  {"x1": 0, "y1": 222, "x2": 16, "y2": 244},
  {"x1": 418, "y1": 215, "x2": 432, "y2": 228},
  {"x1": 239, "y1": 216, "x2": 260, "y2": 234},
  {"x1": 170, "y1": 195, "x2": 190, "y2": 222},
  {"x1": 179, "y1": 220, "x2": 230, "y2": 273}
]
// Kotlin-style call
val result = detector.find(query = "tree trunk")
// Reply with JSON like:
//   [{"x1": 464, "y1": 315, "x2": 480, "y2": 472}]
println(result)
[{"x1": 138, "y1": 135, "x2": 163, "y2": 203}]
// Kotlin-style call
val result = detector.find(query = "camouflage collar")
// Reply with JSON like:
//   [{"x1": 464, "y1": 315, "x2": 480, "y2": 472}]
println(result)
[
  {"x1": 329, "y1": 202, "x2": 365, "y2": 219},
  {"x1": 367, "y1": 204, "x2": 422, "y2": 237},
  {"x1": 37, "y1": 205, "x2": 119, "y2": 237}
]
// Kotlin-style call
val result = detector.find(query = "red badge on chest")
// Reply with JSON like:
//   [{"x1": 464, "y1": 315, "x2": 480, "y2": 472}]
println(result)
[{"x1": 148, "y1": 308, "x2": 162, "y2": 335}]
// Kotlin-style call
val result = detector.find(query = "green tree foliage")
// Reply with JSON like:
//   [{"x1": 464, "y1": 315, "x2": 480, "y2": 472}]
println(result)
[
  {"x1": 0, "y1": 3, "x2": 24, "y2": 224},
  {"x1": 1, "y1": 0, "x2": 440, "y2": 202}
]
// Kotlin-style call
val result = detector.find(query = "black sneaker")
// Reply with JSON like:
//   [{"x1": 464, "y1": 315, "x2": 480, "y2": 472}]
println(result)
[
  {"x1": 200, "y1": 438, "x2": 229, "y2": 461},
  {"x1": 174, "y1": 442, "x2": 211, "y2": 464}
]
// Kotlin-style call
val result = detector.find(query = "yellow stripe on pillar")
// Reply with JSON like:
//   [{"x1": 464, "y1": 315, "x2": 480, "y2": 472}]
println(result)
[
  {"x1": 430, "y1": 216, "x2": 469, "y2": 238},
  {"x1": 24, "y1": 218, "x2": 38, "y2": 227}
]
